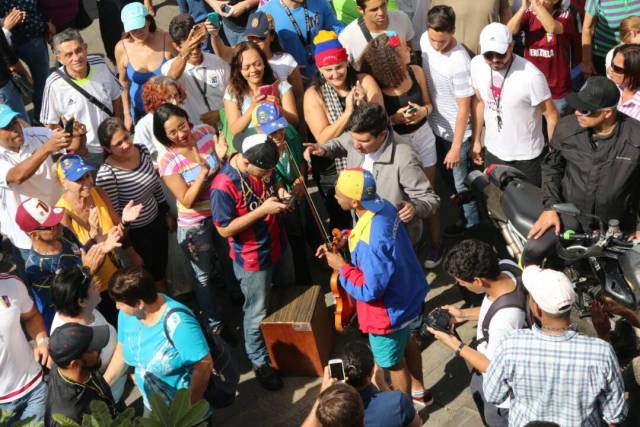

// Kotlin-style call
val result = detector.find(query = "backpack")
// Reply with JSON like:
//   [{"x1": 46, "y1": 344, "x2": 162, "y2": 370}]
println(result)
[
  {"x1": 163, "y1": 307, "x2": 239, "y2": 408},
  {"x1": 478, "y1": 260, "x2": 531, "y2": 345}
]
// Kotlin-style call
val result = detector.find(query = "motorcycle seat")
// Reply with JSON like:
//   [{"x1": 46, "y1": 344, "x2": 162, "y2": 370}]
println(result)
[{"x1": 500, "y1": 181, "x2": 545, "y2": 238}]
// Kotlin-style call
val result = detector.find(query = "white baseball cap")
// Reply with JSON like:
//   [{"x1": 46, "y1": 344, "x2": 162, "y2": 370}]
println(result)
[
  {"x1": 479, "y1": 23, "x2": 513, "y2": 55},
  {"x1": 522, "y1": 266, "x2": 576, "y2": 315}
]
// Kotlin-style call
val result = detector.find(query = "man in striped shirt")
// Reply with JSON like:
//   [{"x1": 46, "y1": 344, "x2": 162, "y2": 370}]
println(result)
[
  {"x1": 483, "y1": 266, "x2": 627, "y2": 426},
  {"x1": 420, "y1": 6, "x2": 480, "y2": 233},
  {"x1": 582, "y1": 0, "x2": 640, "y2": 76}
]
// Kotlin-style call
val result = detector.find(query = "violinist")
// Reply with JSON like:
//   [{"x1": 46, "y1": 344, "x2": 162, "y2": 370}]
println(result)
[
  {"x1": 210, "y1": 130, "x2": 294, "y2": 392},
  {"x1": 316, "y1": 168, "x2": 428, "y2": 397}
]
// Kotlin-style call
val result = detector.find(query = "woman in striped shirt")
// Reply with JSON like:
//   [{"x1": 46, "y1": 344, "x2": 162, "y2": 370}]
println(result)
[
  {"x1": 96, "y1": 117, "x2": 169, "y2": 291},
  {"x1": 153, "y1": 104, "x2": 231, "y2": 337}
]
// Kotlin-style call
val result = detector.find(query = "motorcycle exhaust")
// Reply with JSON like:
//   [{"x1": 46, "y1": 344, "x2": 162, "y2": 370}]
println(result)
[{"x1": 498, "y1": 222, "x2": 524, "y2": 261}]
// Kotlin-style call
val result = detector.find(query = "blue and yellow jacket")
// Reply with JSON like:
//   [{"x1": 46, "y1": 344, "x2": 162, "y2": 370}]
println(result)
[{"x1": 339, "y1": 200, "x2": 429, "y2": 334}]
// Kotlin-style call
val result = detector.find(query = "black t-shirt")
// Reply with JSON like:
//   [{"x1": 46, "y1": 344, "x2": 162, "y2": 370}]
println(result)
[
  {"x1": 46, "y1": 367, "x2": 117, "y2": 426},
  {"x1": 0, "y1": 29, "x2": 17, "y2": 81}
]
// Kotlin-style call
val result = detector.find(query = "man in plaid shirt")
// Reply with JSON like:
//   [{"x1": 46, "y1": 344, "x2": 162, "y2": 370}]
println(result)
[{"x1": 483, "y1": 266, "x2": 627, "y2": 426}]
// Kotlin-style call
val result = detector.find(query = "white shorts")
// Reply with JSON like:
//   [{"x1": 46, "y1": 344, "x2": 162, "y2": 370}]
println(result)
[{"x1": 396, "y1": 120, "x2": 437, "y2": 168}]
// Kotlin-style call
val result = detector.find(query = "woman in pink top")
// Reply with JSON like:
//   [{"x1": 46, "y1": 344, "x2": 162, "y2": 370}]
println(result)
[
  {"x1": 608, "y1": 44, "x2": 640, "y2": 121},
  {"x1": 154, "y1": 103, "x2": 236, "y2": 340}
]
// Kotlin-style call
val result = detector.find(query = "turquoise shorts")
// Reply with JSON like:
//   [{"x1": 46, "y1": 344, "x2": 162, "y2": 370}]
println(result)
[{"x1": 368, "y1": 326, "x2": 410, "y2": 369}]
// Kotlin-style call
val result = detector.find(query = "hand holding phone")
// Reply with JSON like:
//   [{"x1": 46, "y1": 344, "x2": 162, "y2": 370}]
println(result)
[
  {"x1": 328, "y1": 359, "x2": 345, "y2": 383},
  {"x1": 258, "y1": 84, "x2": 274, "y2": 98},
  {"x1": 64, "y1": 117, "x2": 75, "y2": 135},
  {"x1": 207, "y1": 12, "x2": 221, "y2": 28},
  {"x1": 404, "y1": 105, "x2": 419, "y2": 115}
]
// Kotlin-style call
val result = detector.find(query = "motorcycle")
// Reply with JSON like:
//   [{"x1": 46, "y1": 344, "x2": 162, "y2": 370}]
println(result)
[{"x1": 464, "y1": 164, "x2": 640, "y2": 316}]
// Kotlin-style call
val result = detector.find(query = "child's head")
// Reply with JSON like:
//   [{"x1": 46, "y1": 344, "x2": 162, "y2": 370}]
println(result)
[{"x1": 620, "y1": 16, "x2": 640, "y2": 44}]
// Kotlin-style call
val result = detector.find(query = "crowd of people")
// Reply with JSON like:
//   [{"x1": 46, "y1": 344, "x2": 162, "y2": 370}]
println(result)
[{"x1": 1, "y1": 0, "x2": 640, "y2": 426}]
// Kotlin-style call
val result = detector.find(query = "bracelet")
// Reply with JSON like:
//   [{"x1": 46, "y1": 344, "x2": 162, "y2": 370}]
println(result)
[
  {"x1": 455, "y1": 342, "x2": 465, "y2": 357},
  {"x1": 36, "y1": 337, "x2": 49, "y2": 346}
]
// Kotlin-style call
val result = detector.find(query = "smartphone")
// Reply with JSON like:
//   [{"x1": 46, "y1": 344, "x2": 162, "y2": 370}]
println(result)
[
  {"x1": 64, "y1": 117, "x2": 75, "y2": 135},
  {"x1": 258, "y1": 84, "x2": 274, "y2": 98},
  {"x1": 221, "y1": 4, "x2": 233, "y2": 14},
  {"x1": 207, "y1": 12, "x2": 221, "y2": 28},
  {"x1": 328, "y1": 359, "x2": 345, "y2": 383},
  {"x1": 405, "y1": 105, "x2": 419, "y2": 115}
]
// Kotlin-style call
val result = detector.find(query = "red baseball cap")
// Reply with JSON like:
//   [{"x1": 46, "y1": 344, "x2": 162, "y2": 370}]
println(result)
[{"x1": 16, "y1": 198, "x2": 65, "y2": 233}]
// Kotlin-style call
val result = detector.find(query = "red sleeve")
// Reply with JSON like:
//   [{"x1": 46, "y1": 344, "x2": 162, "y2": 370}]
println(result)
[{"x1": 521, "y1": 9, "x2": 533, "y2": 31}]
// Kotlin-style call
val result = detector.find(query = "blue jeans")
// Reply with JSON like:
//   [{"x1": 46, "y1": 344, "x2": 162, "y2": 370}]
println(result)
[
  {"x1": 0, "y1": 80, "x2": 29, "y2": 123},
  {"x1": 222, "y1": 23, "x2": 246, "y2": 47},
  {"x1": 435, "y1": 136, "x2": 480, "y2": 227},
  {"x1": 13, "y1": 37, "x2": 50, "y2": 118},
  {"x1": 0, "y1": 380, "x2": 47, "y2": 425},
  {"x1": 176, "y1": 220, "x2": 223, "y2": 329},
  {"x1": 233, "y1": 262, "x2": 273, "y2": 367}
]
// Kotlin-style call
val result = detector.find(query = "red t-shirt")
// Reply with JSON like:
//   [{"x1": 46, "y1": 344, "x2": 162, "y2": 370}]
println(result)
[{"x1": 522, "y1": 8, "x2": 577, "y2": 99}]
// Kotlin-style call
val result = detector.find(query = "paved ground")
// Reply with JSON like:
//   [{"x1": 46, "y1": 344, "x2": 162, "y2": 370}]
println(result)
[{"x1": 31, "y1": 1, "x2": 488, "y2": 425}]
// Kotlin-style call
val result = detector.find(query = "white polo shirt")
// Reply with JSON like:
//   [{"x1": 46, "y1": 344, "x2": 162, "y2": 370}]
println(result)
[
  {"x1": 161, "y1": 53, "x2": 230, "y2": 125},
  {"x1": 40, "y1": 55, "x2": 122, "y2": 154},
  {"x1": 0, "y1": 274, "x2": 43, "y2": 403},
  {"x1": 470, "y1": 54, "x2": 551, "y2": 161},
  {"x1": 0, "y1": 127, "x2": 63, "y2": 249}
]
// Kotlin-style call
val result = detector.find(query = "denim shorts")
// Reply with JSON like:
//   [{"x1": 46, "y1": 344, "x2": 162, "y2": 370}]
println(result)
[{"x1": 368, "y1": 326, "x2": 411, "y2": 369}]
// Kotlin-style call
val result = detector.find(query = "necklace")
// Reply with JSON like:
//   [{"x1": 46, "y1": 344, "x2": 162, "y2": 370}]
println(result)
[
  {"x1": 231, "y1": 156, "x2": 273, "y2": 212},
  {"x1": 541, "y1": 323, "x2": 575, "y2": 332},
  {"x1": 490, "y1": 58, "x2": 514, "y2": 132}
]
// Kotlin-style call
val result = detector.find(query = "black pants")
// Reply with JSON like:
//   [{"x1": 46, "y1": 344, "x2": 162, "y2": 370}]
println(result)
[
  {"x1": 485, "y1": 150, "x2": 544, "y2": 188},
  {"x1": 128, "y1": 214, "x2": 169, "y2": 281}
]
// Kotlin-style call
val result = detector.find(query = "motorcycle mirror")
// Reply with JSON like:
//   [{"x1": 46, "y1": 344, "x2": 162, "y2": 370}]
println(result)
[{"x1": 553, "y1": 203, "x2": 581, "y2": 216}]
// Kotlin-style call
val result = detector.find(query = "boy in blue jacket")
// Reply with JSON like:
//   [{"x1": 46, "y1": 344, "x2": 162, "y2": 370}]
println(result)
[{"x1": 316, "y1": 168, "x2": 428, "y2": 395}]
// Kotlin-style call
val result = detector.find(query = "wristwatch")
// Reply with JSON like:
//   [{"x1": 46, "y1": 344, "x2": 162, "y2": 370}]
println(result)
[
  {"x1": 36, "y1": 337, "x2": 49, "y2": 346},
  {"x1": 455, "y1": 342, "x2": 465, "y2": 357}
]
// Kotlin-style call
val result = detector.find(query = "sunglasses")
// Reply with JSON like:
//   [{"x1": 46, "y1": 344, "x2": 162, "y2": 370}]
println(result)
[
  {"x1": 483, "y1": 51, "x2": 507, "y2": 61},
  {"x1": 611, "y1": 64, "x2": 625, "y2": 74},
  {"x1": 36, "y1": 225, "x2": 58, "y2": 231},
  {"x1": 575, "y1": 108, "x2": 609, "y2": 117}
]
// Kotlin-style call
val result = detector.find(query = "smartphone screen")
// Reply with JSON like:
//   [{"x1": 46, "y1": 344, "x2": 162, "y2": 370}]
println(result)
[
  {"x1": 64, "y1": 118, "x2": 75, "y2": 135},
  {"x1": 328, "y1": 359, "x2": 345, "y2": 382}
]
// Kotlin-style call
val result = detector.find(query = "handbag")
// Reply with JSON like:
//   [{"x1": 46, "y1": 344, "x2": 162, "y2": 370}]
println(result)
[
  {"x1": 10, "y1": 72, "x2": 33, "y2": 98},
  {"x1": 163, "y1": 307, "x2": 239, "y2": 408}
]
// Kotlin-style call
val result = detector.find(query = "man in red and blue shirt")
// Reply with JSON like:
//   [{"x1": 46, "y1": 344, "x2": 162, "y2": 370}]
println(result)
[
  {"x1": 210, "y1": 130, "x2": 291, "y2": 391},
  {"x1": 316, "y1": 168, "x2": 428, "y2": 396}
]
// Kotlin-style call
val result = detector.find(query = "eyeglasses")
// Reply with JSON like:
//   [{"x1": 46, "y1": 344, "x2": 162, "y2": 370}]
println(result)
[
  {"x1": 483, "y1": 51, "x2": 507, "y2": 61},
  {"x1": 611, "y1": 64, "x2": 625, "y2": 74}
]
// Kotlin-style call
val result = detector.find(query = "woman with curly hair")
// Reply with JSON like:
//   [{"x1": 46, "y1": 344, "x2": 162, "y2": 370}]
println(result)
[
  {"x1": 223, "y1": 41, "x2": 298, "y2": 135},
  {"x1": 303, "y1": 30, "x2": 383, "y2": 230},
  {"x1": 133, "y1": 75, "x2": 187, "y2": 163},
  {"x1": 360, "y1": 32, "x2": 443, "y2": 268}
]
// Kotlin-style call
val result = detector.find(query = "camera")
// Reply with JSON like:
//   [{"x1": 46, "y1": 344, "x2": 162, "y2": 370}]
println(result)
[{"x1": 420, "y1": 307, "x2": 453, "y2": 339}]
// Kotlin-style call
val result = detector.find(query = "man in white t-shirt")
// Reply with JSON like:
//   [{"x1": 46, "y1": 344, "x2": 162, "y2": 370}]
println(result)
[
  {"x1": 0, "y1": 105, "x2": 66, "y2": 280},
  {"x1": 163, "y1": 14, "x2": 230, "y2": 128},
  {"x1": 338, "y1": 0, "x2": 414, "y2": 69},
  {"x1": 421, "y1": 5, "x2": 480, "y2": 234},
  {"x1": 40, "y1": 29, "x2": 123, "y2": 170},
  {"x1": 0, "y1": 274, "x2": 51, "y2": 424},
  {"x1": 427, "y1": 239, "x2": 527, "y2": 427},
  {"x1": 470, "y1": 23, "x2": 559, "y2": 187}
]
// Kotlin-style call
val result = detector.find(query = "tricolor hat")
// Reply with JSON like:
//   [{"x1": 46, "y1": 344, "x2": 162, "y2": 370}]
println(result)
[
  {"x1": 59, "y1": 154, "x2": 95, "y2": 182},
  {"x1": 313, "y1": 30, "x2": 348, "y2": 68},
  {"x1": 252, "y1": 102, "x2": 288, "y2": 135},
  {"x1": 336, "y1": 168, "x2": 385, "y2": 213},
  {"x1": 16, "y1": 198, "x2": 65, "y2": 233}
]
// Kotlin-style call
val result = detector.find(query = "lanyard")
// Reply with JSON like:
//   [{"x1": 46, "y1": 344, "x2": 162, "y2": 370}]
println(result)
[
  {"x1": 490, "y1": 59, "x2": 513, "y2": 132},
  {"x1": 279, "y1": 1, "x2": 312, "y2": 54},
  {"x1": 189, "y1": 67, "x2": 212, "y2": 111}
]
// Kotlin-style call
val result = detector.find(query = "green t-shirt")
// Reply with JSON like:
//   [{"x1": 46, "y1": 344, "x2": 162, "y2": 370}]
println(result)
[
  {"x1": 585, "y1": 0, "x2": 640, "y2": 58},
  {"x1": 332, "y1": 0, "x2": 398, "y2": 25}
]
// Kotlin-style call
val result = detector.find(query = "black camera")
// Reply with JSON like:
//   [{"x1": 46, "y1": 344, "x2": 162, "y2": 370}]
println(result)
[{"x1": 421, "y1": 308, "x2": 453, "y2": 337}]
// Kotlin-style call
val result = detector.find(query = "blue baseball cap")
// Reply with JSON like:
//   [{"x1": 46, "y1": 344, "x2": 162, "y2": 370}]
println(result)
[
  {"x1": 336, "y1": 168, "x2": 385, "y2": 213},
  {"x1": 121, "y1": 2, "x2": 148, "y2": 32},
  {"x1": 251, "y1": 102, "x2": 288, "y2": 135},
  {"x1": 59, "y1": 154, "x2": 95, "y2": 181},
  {"x1": 0, "y1": 104, "x2": 20, "y2": 128},
  {"x1": 245, "y1": 11, "x2": 274, "y2": 38}
]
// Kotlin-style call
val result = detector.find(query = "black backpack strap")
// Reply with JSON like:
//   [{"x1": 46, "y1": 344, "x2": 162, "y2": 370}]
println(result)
[
  {"x1": 357, "y1": 17, "x2": 373, "y2": 42},
  {"x1": 480, "y1": 260, "x2": 528, "y2": 343},
  {"x1": 162, "y1": 307, "x2": 194, "y2": 348},
  {"x1": 55, "y1": 69, "x2": 114, "y2": 117}
]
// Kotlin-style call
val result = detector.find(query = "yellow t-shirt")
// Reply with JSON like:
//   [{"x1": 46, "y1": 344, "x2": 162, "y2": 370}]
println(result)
[{"x1": 56, "y1": 189, "x2": 118, "y2": 292}]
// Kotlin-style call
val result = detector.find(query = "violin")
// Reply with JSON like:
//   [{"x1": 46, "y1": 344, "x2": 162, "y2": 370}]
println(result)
[
  {"x1": 281, "y1": 140, "x2": 356, "y2": 332},
  {"x1": 328, "y1": 229, "x2": 357, "y2": 332}
]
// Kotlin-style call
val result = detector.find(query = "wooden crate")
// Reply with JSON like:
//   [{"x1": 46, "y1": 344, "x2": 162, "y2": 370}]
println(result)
[{"x1": 260, "y1": 286, "x2": 333, "y2": 377}]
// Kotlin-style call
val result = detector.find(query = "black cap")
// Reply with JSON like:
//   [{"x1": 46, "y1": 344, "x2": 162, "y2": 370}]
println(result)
[
  {"x1": 567, "y1": 76, "x2": 620, "y2": 112},
  {"x1": 233, "y1": 129, "x2": 279, "y2": 169},
  {"x1": 49, "y1": 323, "x2": 110, "y2": 367}
]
